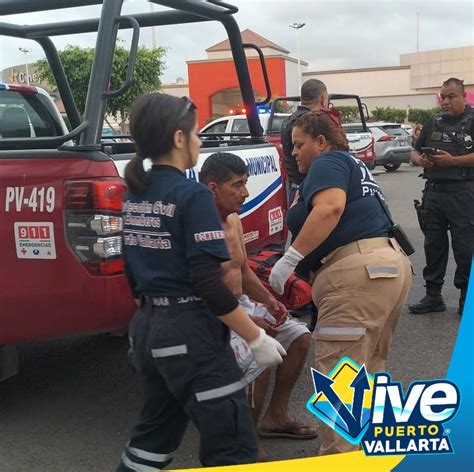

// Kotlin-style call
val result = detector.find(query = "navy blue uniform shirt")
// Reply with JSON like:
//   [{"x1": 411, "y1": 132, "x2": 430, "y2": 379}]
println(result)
[
  {"x1": 287, "y1": 150, "x2": 391, "y2": 275},
  {"x1": 122, "y1": 165, "x2": 230, "y2": 297}
]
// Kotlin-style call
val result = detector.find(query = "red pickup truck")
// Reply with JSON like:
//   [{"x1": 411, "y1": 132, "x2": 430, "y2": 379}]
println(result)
[{"x1": 0, "y1": 0, "x2": 287, "y2": 379}]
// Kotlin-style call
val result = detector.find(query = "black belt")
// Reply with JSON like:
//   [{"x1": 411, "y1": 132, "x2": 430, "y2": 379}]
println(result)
[
  {"x1": 142, "y1": 295, "x2": 202, "y2": 307},
  {"x1": 428, "y1": 181, "x2": 474, "y2": 192}
]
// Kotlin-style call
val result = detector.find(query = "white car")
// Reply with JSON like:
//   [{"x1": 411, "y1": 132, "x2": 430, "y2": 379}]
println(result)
[
  {"x1": 342, "y1": 124, "x2": 376, "y2": 170},
  {"x1": 200, "y1": 112, "x2": 289, "y2": 137},
  {"x1": 368, "y1": 122, "x2": 412, "y2": 172}
]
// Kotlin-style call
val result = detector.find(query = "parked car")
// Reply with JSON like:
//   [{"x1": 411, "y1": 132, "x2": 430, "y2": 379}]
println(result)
[
  {"x1": 200, "y1": 112, "x2": 290, "y2": 163},
  {"x1": 201, "y1": 112, "x2": 289, "y2": 136},
  {"x1": 203, "y1": 113, "x2": 376, "y2": 170},
  {"x1": 367, "y1": 122, "x2": 412, "y2": 172},
  {"x1": 341, "y1": 124, "x2": 376, "y2": 170}
]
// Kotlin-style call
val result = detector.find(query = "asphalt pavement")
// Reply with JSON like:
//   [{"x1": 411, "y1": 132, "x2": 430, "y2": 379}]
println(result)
[{"x1": 0, "y1": 164, "x2": 462, "y2": 471}]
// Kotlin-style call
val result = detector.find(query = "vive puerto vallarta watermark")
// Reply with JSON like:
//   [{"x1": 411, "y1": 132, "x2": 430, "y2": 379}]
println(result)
[{"x1": 306, "y1": 358, "x2": 460, "y2": 455}]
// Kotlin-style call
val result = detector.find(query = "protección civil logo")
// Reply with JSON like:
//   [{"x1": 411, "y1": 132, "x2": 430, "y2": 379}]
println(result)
[{"x1": 306, "y1": 358, "x2": 460, "y2": 455}]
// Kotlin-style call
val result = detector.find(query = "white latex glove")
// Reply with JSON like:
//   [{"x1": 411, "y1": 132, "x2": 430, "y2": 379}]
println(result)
[
  {"x1": 248, "y1": 327, "x2": 287, "y2": 369},
  {"x1": 269, "y1": 246, "x2": 304, "y2": 295}
]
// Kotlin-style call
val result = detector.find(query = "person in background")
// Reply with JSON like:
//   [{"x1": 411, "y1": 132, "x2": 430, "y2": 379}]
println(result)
[
  {"x1": 200, "y1": 152, "x2": 317, "y2": 453},
  {"x1": 269, "y1": 110, "x2": 412, "y2": 455},
  {"x1": 117, "y1": 93, "x2": 286, "y2": 471},
  {"x1": 409, "y1": 78, "x2": 474, "y2": 316},
  {"x1": 280, "y1": 79, "x2": 333, "y2": 331},
  {"x1": 411, "y1": 123, "x2": 422, "y2": 147},
  {"x1": 280, "y1": 79, "x2": 330, "y2": 203}
]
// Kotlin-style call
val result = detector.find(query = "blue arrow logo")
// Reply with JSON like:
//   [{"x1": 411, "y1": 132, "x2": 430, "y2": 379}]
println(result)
[
  {"x1": 349, "y1": 364, "x2": 370, "y2": 425},
  {"x1": 311, "y1": 368, "x2": 362, "y2": 438}
]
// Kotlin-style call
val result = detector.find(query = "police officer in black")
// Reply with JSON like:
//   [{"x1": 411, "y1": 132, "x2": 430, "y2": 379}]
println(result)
[
  {"x1": 117, "y1": 93, "x2": 286, "y2": 471},
  {"x1": 280, "y1": 79, "x2": 329, "y2": 203},
  {"x1": 409, "y1": 77, "x2": 474, "y2": 316}
]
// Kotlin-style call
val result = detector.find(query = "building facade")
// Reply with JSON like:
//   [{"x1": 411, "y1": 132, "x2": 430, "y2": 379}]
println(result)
[
  {"x1": 303, "y1": 46, "x2": 474, "y2": 112},
  {"x1": 3, "y1": 33, "x2": 472, "y2": 127},
  {"x1": 162, "y1": 33, "x2": 473, "y2": 124},
  {"x1": 165, "y1": 29, "x2": 307, "y2": 128}
]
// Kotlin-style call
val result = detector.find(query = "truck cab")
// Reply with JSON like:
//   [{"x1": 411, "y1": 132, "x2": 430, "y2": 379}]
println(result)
[{"x1": 0, "y1": 0, "x2": 286, "y2": 379}]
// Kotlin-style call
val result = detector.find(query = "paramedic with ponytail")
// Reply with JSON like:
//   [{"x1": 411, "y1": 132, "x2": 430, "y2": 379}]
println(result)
[
  {"x1": 269, "y1": 110, "x2": 412, "y2": 456},
  {"x1": 117, "y1": 93, "x2": 286, "y2": 471}
]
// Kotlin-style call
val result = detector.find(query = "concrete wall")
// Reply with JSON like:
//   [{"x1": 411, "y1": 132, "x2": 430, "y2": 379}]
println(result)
[
  {"x1": 303, "y1": 47, "x2": 473, "y2": 114},
  {"x1": 304, "y1": 66, "x2": 413, "y2": 98},
  {"x1": 330, "y1": 94, "x2": 438, "y2": 115},
  {"x1": 161, "y1": 83, "x2": 189, "y2": 97},
  {"x1": 285, "y1": 60, "x2": 301, "y2": 96},
  {"x1": 401, "y1": 46, "x2": 474, "y2": 89}
]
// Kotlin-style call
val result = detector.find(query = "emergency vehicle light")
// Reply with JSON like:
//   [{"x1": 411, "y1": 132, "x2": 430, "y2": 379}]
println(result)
[
  {"x1": 0, "y1": 83, "x2": 36, "y2": 93},
  {"x1": 65, "y1": 179, "x2": 125, "y2": 212},
  {"x1": 83, "y1": 259, "x2": 124, "y2": 276},
  {"x1": 64, "y1": 178, "x2": 126, "y2": 276},
  {"x1": 98, "y1": 259, "x2": 124, "y2": 276}
]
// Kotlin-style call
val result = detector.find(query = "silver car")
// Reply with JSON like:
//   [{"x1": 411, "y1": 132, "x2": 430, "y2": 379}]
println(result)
[{"x1": 368, "y1": 122, "x2": 412, "y2": 172}]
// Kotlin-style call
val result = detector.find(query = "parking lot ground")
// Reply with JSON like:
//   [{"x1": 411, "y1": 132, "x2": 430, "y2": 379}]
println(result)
[{"x1": 0, "y1": 164, "x2": 463, "y2": 471}]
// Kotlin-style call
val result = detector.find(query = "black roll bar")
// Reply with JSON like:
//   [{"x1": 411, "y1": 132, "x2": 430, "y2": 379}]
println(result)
[
  {"x1": 35, "y1": 37, "x2": 82, "y2": 130},
  {"x1": 19, "y1": 11, "x2": 210, "y2": 39},
  {"x1": 103, "y1": 16, "x2": 140, "y2": 99},
  {"x1": 80, "y1": 0, "x2": 123, "y2": 145},
  {"x1": 328, "y1": 93, "x2": 368, "y2": 131},
  {"x1": 242, "y1": 43, "x2": 271, "y2": 107},
  {"x1": 0, "y1": 0, "x2": 103, "y2": 16},
  {"x1": 268, "y1": 94, "x2": 368, "y2": 132},
  {"x1": 0, "y1": 1, "x2": 266, "y2": 144},
  {"x1": 156, "y1": 0, "x2": 263, "y2": 138},
  {"x1": 0, "y1": 121, "x2": 89, "y2": 151}
]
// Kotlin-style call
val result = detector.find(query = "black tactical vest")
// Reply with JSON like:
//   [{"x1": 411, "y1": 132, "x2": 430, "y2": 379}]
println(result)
[{"x1": 425, "y1": 106, "x2": 474, "y2": 181}]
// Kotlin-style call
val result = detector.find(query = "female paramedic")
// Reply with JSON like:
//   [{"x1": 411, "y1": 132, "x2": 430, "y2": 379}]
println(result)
[
  {"x1": 117, "y1": 93, "x2": 286, "y2": 471},
  {"x1": 268, "y1": 110, "x2": 412, "y2": 456}
]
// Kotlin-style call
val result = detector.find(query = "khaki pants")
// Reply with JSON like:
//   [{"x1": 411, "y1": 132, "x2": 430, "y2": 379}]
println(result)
[{"x1": 311, "y1": 241, "x2": 412, "y2": 456}]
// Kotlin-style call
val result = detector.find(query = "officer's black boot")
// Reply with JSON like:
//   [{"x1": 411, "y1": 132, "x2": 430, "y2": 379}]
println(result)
[
  {"x1": 458, "y1": 287, "x2": 467, "y2": 316},
  {"x1": 408, "y1": 284, "x2": 446, "y2": 314}
]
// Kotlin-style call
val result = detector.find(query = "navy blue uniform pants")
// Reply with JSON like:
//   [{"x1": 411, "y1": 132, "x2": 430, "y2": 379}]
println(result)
[
  {"x1": 422, "y1": 181, "x2": 474, "y2": 291},
  {"x1": 117, "y1": 299, "x2": 257, "y2": 471}
]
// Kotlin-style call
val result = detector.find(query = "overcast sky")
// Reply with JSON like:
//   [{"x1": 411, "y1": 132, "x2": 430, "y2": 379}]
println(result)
[{"x1": 1, "y1": 0, "x2": 473, "y2": 83}]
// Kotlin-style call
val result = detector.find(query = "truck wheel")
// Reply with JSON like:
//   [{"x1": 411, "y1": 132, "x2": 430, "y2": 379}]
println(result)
[{"x1": 383, "y1": 163, "x2": 401, "y2": 172}]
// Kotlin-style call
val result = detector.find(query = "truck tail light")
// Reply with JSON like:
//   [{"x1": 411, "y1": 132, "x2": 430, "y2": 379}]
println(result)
[{"x1": 64, "y1": 178, "x2": 126, "y2": 276}]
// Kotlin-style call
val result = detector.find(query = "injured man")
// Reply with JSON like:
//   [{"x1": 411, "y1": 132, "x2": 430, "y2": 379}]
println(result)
[{"x1": 199, "y1": 152, "x2": 317, "y2": 456}]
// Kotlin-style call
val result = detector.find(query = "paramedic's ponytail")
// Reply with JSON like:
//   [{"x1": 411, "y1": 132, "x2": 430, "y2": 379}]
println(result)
[
  {"x1": 124, "y1": 153, "x2": 150, "y2": 196},
  {"x1": 124, "y1": 92, "x2": 196, "y2": 195}
]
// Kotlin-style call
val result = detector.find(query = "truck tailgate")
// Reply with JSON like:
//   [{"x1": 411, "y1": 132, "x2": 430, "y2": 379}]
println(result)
[{"x1": 0, "y1": 151, "x2": 135, "y2": 344}]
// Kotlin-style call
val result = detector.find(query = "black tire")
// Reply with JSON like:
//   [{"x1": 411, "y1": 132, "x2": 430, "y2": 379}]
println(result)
[{"x1": 383, "y1": 162, "x2": 401, "y2": 172}]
